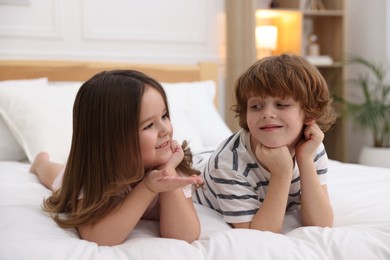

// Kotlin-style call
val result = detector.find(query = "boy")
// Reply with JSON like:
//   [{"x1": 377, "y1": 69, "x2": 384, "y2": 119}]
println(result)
[{"x1": 194, "y1": 54, "x2": 337, "y2": 232}]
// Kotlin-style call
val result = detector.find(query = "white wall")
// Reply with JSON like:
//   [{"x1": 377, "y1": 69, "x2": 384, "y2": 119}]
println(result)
[
  {"x1": 0, "y1": 0, "x2": 227, "y2": 116},
  {"x1": 345, "y1": 0, "x2": 389, "y2": 163},
  {"x1": 388, "y1": 0, "x2": 390, "y2": 63},
  {"x1": 0, "y1": 0, "x2": 224, "y2": 64}
]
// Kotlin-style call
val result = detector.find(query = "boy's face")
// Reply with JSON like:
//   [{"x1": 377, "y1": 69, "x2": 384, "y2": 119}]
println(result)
[{"x1": 246, "y1": 96, "x2": 305, "y2": 151}]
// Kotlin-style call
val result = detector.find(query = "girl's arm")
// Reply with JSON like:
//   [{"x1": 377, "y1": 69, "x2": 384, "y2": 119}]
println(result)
[
  {"x1": 157, "y1": 140, "x2": 202, "y2": 242},
  {"x1": 233, "y1": 144, "x2": 293, "y2": 233},
  {"x1": 159, "y1": 186, "x2": 200, "y2": 242},
  {"x1": 295, "y1": 121, "x2": 333, "y2": 227},
  {"x1": 30, "y1": 152, "x2": 157, "y2": 246},
  {"x1": 77, "y1": 181, "x2": 157, "y2": 246},
  {"x1": 30, "y1": 152, "x2": 63, "y2": 190},
  {"x1": 78, "y1": 172, "x2": 201, "y2": 246}
]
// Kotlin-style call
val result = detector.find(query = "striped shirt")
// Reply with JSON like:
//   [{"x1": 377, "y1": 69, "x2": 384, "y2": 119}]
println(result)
[{"x1": 193, "y1": 129, "x2": 328, "y2": 224}]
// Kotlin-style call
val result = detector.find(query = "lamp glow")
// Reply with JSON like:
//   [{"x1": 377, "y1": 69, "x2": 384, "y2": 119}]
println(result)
[{"x1": 256, "y1": 25, "x2": 278, "y2": 58}]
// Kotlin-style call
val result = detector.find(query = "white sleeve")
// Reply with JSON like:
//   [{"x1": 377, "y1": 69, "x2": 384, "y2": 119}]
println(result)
[
  {"x1": 316, "y1": 143, "x2": 328, "y2": 185},
  {"x1": 182, "y1": 184, "x2": 193, "y2": 198}
]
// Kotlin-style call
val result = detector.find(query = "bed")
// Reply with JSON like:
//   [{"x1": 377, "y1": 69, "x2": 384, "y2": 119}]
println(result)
[{"x1": 1, "y1": 60, "x2": 390, "y2": 260}]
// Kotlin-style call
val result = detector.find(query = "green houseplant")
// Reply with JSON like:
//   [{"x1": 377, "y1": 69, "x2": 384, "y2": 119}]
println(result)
[
  {"x1": 341, "y1": 54, "x2": 390, "y2": 148},
  {"x1": 338, "y1": 54, "x2": 390, "y2": 167}
]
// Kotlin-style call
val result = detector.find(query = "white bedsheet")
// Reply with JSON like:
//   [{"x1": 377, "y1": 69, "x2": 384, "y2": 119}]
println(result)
[{"x1": 1, "y1": 159, "x2": 390, "y2": 260}]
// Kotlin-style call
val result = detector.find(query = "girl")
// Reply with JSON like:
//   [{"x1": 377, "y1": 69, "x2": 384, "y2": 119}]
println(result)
[
  {"x1": 194, "y1": 54, "x2": 336, "y2": 232},
  {"x1": 30, "y1": 70, "x2": 203, "y2": 246}
]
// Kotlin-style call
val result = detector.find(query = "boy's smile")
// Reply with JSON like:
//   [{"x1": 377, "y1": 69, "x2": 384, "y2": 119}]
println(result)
[
  {"x1": 259, "y1": 123, "x2": 283, "y2": 131},
  {"x1": 247, "y1": 96, "x2": 305, "y2": 150}
]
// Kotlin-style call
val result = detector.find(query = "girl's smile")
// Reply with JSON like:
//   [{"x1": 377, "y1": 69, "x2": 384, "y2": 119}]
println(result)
[{"x1": 155, "y1": 140, "x2": 170, "y2": 149}]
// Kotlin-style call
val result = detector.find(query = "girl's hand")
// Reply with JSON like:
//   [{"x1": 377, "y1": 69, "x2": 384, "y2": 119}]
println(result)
[
  {"x1": 143, "y1": 169, "x2": 203, "y2": 193},
  {"x1": 164, "y1": 140, "x2": 184, "y2": 170},
  {"x1": 295, "y1": 120, "x2": 324, "y2": 161},
  {"x1": 255, "y1": 143, "x2": 293, "y2": 177}
]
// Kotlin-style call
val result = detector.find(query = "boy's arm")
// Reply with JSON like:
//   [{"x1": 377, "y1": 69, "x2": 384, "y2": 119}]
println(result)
[
  {"x1": 295, "y1": 121, "x2": 333, "y2": 227},
  {"x1": 233, "y1": 144, "x2": 293, "y2": 233},
  {"x1": 296, "y1": 159, "x2": 333, "y2": 227},
  {"x1": 232, "y1": 172, "x2": 291, "y2": 232}
]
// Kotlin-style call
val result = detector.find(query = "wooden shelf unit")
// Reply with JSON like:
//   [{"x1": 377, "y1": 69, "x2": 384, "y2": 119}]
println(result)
[{"x1": 226, "y1": 0, "x2": 346, "y2": 161}]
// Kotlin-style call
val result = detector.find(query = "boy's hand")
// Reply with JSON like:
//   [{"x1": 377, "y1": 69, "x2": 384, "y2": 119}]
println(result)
[
  {"x1": 255, "y1": 143, "x2": 293, "y2": 178},
  {"x1": 295, "y1": 120, "x2": 324, "y2": 161}
]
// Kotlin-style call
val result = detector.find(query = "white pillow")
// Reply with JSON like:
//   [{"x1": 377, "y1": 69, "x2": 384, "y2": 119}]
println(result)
[
  {"x1": 0, "y1": 79, "x2": 232, "y2": 164},
  {"x1": 0, "y1": 117, "x2": 26, "y2": 161},
  {"x1": 0, "y1": 78, "x2": 49, "y2": 161},
  {"x1": 163, "y1": 86, "x2": 204, "y2": 153},
  {"x1": 162, "y1": 81, "x2": 232, "y2": 153},
  {"x1": 0, "y1": 82, "x2": 81, "y2": 164}
]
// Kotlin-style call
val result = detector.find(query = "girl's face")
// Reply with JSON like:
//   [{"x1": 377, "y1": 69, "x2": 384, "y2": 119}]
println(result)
[
  {"x1": 138, "y1": 86, "x2": 173, "y2": 169},
  {"x1": 247, "y1": 96, "x2": 305, "y2": 151}
]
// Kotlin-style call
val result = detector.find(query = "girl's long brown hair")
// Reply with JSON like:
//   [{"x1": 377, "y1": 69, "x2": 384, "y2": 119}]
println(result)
[{"x1": 43, "y1": 70, "x2": 199, "y2": 228}]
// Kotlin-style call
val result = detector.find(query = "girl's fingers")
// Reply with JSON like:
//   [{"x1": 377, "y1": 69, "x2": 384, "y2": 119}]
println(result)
[{"x1": 148, "y1": 169, "x2": 203, "y2": 192}]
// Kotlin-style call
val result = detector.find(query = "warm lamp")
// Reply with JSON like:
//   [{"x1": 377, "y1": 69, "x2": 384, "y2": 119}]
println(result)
[{"x1": 255, "y1": 25, "x2": 278, "y2": 59}]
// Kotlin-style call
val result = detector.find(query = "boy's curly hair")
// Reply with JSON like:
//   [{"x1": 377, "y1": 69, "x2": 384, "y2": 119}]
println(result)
[{"x1": 232, "y1": 53, "x2": 337, "y2": 132}]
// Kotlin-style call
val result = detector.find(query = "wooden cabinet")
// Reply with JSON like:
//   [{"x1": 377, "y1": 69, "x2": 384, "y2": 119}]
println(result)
[{"x1": 225, "y1": 0, "x2": 346, "y2": 161}]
